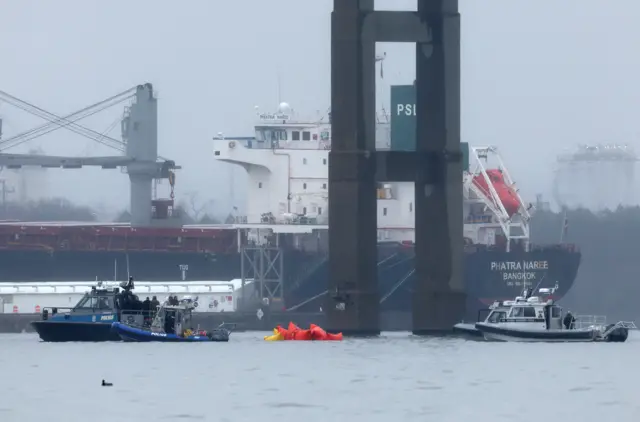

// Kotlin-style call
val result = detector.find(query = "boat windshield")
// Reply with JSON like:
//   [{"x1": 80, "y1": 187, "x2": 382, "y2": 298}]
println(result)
[
  {"x1": 509, "y1": 306, "x2": 537, "y2": 318},
  {"x1": 487, "y1": 310, "x2": 506, "y2": 323},
  {"x1": 74, "y1": 292, "x2": 113, "y2": 310}
]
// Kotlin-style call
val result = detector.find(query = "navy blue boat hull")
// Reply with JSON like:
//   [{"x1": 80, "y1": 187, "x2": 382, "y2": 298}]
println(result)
[
  {"x1": 31, "y1": 321, "x2": 119, "y2": 342},
  {"x1": 111, "y1": 322, "x2": 230, "y2": 342}
]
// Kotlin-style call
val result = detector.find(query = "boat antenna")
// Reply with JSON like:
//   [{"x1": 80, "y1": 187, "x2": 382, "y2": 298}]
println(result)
[
  {"x1": 529, "y1": 274, "x2": 547, "y2": 297},
  {"x1": 114, "y1": 259, "x2": 117, "y2": 282},
  {"x1": 126, "y1": 253, "x2": 130, "y2": 280}
]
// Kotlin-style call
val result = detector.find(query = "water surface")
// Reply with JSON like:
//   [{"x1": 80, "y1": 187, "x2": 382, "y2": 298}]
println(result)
[{"x1": 0, "y1": 332, "x2": 638, "y2": 421}]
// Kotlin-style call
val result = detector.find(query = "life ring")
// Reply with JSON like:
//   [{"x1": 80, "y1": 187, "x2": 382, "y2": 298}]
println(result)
[{"x1": 228, "y1": 141, "x2": 236, "y2": 149}]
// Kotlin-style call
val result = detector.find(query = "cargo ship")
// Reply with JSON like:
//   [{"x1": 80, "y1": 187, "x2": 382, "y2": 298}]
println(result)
[
  {"x1": 208, "y1": 99, "x2": 580, "y2": 319},
  {"x1": 0, "y1": 86, "x2": 581, "y2": 322}
]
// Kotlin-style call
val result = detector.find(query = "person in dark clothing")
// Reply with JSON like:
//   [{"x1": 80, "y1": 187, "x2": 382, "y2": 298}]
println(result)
[
  {"x1": 150, "y1": 296, "x2": 160, "y2": 313},
  {"x1": 164, "y1": 311, "x2": 175, "y2": 334},
  {"x1": 142, "y1": 297, "x2": 151, "y2": 326},
  {"x1": 563, "y1": 311, "x2": 576, "y2": 330}
]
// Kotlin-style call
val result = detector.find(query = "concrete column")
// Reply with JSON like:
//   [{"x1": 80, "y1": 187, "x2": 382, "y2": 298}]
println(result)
[
  {"x1": 326, "y1": 0, "x2": 380, "y2": 335},
  {"x1": 412, "y1": 0, "x2": 466, "y2": 334}
]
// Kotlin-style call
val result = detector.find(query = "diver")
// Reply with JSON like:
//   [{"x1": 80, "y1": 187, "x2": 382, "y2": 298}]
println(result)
[{"x1": 563, "y1": 311, "x2": 576, "y2": 330}]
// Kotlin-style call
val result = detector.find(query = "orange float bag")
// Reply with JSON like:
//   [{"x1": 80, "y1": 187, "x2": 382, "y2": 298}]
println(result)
[
  {"x1": 280, "y1": 322, "x2": 300, "y2": 340},
  {"x1": 325, "y1": 332, "x2": 343, "y2": 341},
  {"x1": 293, "y1": 329, "x2": 312, "y2": 340},
  {"x1": 310, "y1": 324, "x2": 328, "y2": 340}
]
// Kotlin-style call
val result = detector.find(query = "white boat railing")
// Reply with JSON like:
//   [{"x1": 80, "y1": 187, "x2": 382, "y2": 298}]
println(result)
[
  {"x1": 601, "y1": 321, "x2": 637, "y2": 337},
  {"x1": 574, "y1": 315, "x2": 637, "y2": 334},
  {"x1": 573, "y1": 314, "x2": 608, "y2": 330}
]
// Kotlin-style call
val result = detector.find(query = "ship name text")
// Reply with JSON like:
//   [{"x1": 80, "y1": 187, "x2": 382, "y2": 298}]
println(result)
[{"x1": 490, "y1": 260, "x2": 549, "y2": 286}]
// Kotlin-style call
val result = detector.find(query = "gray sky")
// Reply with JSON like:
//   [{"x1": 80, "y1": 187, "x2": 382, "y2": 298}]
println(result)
[{"x1": 1, "y1": 0, "x2": 639, "y2": 217}]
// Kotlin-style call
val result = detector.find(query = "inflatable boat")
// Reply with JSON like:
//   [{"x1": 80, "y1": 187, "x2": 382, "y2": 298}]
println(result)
[{"x1": 111, "y1": 296, "x2": 231, "y2": 342}]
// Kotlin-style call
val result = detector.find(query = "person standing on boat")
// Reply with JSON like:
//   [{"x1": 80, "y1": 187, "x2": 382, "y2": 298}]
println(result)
[
  {"x1": 142, "y1": 297, "x2": 151, "y2": 326},
  {"x1": 563, "y1": 311, "x2": 576, "y2": 330},
  {"x1": 150, "y1": 296, "x2": 160, "y2": 315}
]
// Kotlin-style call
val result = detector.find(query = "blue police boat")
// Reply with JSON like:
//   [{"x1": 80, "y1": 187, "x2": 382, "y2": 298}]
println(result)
[
  {"x1": 111, "y1": 296, "x2": 232, "y2": 342},
  {"x1": 31, "y1": 278, "x2": 147, "y2": 342}
]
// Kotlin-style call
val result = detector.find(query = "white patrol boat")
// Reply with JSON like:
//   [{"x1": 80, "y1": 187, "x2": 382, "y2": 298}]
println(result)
[{"x1": 474, "y1": 287, "x2": 636, "y2": 342}]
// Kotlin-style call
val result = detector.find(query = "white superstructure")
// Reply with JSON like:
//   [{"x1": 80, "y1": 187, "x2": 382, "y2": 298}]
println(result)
[{"x1": 213, "y1": 103, "x2": 532, "y2": 251}]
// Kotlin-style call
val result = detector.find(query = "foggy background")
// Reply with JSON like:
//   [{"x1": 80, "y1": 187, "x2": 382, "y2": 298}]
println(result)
[
  {"x1": 1, "y1": 0, "x2": 639, "y2": 216},
  {"x1": 1, "y1": 1, "x2": 640, "y2": 317}
]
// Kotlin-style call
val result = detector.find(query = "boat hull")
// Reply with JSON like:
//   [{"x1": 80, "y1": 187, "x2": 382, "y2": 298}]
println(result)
[
  {"x1": 452, "y1": 322, "x2": 483, "y2": 337},
  {"x1": 474, "y1": 322, "x2": 597, "y2": 342},
  {"x1": 111, "y1": 322, "x2": 230, "y2": 342},
  {"x1": 31, "y1": 321, "x2": 119, "y2": 342}
]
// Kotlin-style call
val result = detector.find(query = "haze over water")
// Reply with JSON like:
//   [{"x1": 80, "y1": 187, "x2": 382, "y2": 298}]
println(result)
[{"x1": 0, "y1": 333, "x2": 638, "y2": 421}]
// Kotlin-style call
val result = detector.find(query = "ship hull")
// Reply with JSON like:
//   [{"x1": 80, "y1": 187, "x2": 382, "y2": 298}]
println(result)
[
  {"x1": 0, "y1": 246, "x2": 580, "y2": 322},
  {"x1": 284, "y1": 244, "x2": 581, "y2": 322}
]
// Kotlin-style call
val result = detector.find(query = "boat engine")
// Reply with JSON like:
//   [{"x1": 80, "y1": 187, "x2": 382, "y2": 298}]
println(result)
[{"x1": 603, "y1": 324, "x2": 629, "y2": 342}]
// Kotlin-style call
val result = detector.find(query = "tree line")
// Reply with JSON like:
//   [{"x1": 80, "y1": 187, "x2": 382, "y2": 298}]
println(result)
[
  {"x1": 531, "y1": 206, "x2": 640, "y2": 320},
  {"x1": 0, "y1": 198, "x2": 223, "y2": 225}
]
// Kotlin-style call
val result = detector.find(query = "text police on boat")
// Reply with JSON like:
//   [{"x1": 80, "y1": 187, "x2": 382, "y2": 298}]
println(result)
[{"x1": 473, "y1": 287, "x2": 636, "y2": 342}]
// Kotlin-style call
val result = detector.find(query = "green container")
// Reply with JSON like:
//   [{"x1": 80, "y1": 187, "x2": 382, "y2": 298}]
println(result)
[{"x1": 390, "y1": 84, "x2": 468, "y2": 171}]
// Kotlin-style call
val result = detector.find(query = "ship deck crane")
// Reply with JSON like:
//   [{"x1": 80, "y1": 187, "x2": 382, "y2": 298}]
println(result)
[{"x1": 0, "y1": 83, "x2": 179, "y2": 226}]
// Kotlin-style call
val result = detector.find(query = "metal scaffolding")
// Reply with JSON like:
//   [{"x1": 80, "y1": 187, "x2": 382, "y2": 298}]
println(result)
[{"x1": 240, "y1": 246, "x2": 284, "y2": 308}]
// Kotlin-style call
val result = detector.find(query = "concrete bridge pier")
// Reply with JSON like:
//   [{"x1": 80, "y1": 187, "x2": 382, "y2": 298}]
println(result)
[
  {"x1": 326, "y1": 0, "x2": 380, "y2": 336},
  {"x1": 412, "y1": 0, "x2": 466, "y2": 334},
  {"x1": 328, "y1": 0, "x2": 466, "y2": 335}
]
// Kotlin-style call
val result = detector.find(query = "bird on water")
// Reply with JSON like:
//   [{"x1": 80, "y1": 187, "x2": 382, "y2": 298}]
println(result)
[{"x1": 102, "y1": 380, "x2": 113, "y2": 387}]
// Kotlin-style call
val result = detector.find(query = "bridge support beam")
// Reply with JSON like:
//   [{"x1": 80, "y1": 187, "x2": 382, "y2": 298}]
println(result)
[{"x1": 328, "y1": 0, "x2": 465, "y2": 335}]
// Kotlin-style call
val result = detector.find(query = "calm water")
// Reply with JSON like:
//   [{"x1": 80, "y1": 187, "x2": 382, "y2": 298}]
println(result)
[{"x1": 0, "y1": 332, "x2": 639, "y2": 422}]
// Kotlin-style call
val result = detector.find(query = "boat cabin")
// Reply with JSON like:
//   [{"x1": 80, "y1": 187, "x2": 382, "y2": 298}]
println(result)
[
  {"x1": 72, "y1": 282, "x2": 120, "y2": 312},
  {"x1": 485, "y1": 288, "x2": 566, "y2": 330},
  {"x1": 150, "y1": 297, "x2": 197, "y2": 337},
  {"x1": 40, "y1": 279, "x2": 145, "y2": 327}
]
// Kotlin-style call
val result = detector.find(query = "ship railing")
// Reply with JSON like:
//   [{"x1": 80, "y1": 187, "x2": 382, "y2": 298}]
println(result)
[{"x1": 573, "y1": 314, "x2": 608, "y2": 330}]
